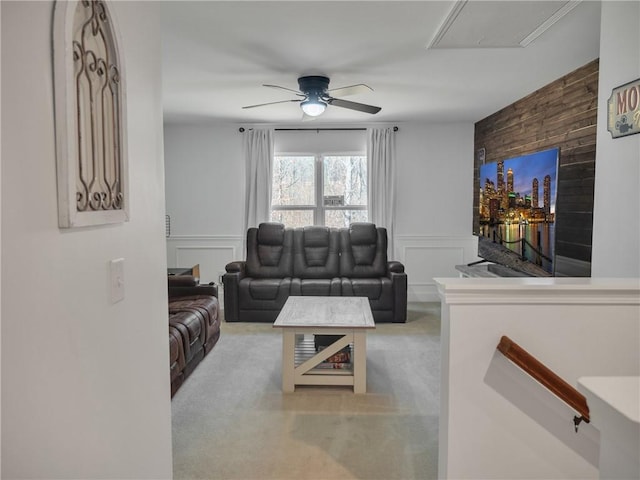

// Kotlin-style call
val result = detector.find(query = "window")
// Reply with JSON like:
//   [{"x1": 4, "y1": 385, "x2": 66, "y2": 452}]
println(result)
[{"x1": 271, "y1": 154, "x2": 367, "y2": 228}]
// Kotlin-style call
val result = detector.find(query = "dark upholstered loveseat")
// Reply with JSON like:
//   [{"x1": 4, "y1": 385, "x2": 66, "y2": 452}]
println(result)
[
  {"x1": 168, "y1": 276, "x2": 221, "y2": 396},
  {"x1": 223, "y1": 222, "x2": 407, "y2": 323}
]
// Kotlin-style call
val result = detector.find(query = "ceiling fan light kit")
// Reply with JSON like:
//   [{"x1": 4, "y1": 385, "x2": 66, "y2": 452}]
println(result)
[
  {"x1": 243, "y1": 75, "x2": 381, "y2": 118},
  {"x1": 300, "y1": 99, "x2": 327, "y2": 116}
]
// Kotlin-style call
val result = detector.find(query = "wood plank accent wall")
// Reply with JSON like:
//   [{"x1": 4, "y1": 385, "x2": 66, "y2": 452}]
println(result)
[{"x1": 473, "y1": 59, "x2": 599, "y2": 276}]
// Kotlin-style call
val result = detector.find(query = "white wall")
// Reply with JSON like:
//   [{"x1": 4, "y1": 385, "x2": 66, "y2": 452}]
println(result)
[
  {"x1": 394, "y1": 122, "x2": 477, "y2": 300},
  {"x1": 274, "y1": 128, "x2": 367, "y2": 153},
  {"x1": 164, "y1": 123, "x2": 245, "y2": 284},
  {"x1": 591, "y1": 1, "x2": 640, "y2": 277},
  {"x1": 164, "y1": 123, "x2": 244, "y2": 237},
  {"x1": 1, "y1": 2, "x2": 172, "y2": 478},
  {"x1": 164, "y1": 122, "x2": 476, "y2": 297}
]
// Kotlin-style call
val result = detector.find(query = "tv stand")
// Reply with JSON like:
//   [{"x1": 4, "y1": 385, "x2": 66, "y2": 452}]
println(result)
[
  {"x1": 456, "y1": 263, "x2": 530, "y2": 278},
  {"x1": 487, "y1": 263, "x2": 531, "y2": 277}
]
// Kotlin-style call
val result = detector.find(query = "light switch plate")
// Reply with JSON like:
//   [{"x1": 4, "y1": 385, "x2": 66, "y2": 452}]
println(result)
[{"x1": 110, "y1": 258, "x2": 125, "y2": 303}]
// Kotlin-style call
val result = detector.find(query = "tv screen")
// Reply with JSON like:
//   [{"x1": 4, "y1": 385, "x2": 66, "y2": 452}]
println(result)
[{"x1": 477, "y1": 147, "x2": 559, "y2": 274}]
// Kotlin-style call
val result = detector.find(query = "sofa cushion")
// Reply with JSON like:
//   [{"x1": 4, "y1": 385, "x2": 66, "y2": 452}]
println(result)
[
  {"x1": 339, "y1": 223, "x2": 388, "y2": 277},
  {"x1": 169, "y1": 296, "x2": 218, "y2": 326},
  {"x1": 291, "y1": 278, "x2": 341, "y2": 296},
  {"x1": 257, "y1": 221, "x2": 285, "y2": 245},
  {"x1": 238, "y1": 277, "x2": 291, "y2": 311},
  {"x1": 349, "y1": 223, "x2": 378, "y2": 265},
  {"x1": 169, "y1": 295, "x2": 220, "y2": 351},
  {"x1": 341, "y1": 277, "x2": 394, "y2": 311},
  {"x1": 248, "y1": 278, "x2": 284, "y2": 300},
  {"x1": 169, "y1": 310, "x2": 205, "y2": 367},
  {"x1": 349, "y1": 222, "x2": 378, "y2": 245},
  {"x1": 257, "y1": 223, "x2": 285, "y2": 266},
  {"x1": 169, "y1": 310, "x2": 202, "y2": 346},
  {"x1": 293, "y1": 226, "x2": 340, "y2": 278},
  {"x1": 302, "y1": 227, "x2": 329, "y2": 266},
  {"x1": 246, "y1": 223, "x2": 293, "y2": 278}
]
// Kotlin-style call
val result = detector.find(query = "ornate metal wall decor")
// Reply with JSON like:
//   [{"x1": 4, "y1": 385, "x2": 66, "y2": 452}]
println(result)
[{"x1": 53, "y1": 0, "x2": 129, "y2": 227}]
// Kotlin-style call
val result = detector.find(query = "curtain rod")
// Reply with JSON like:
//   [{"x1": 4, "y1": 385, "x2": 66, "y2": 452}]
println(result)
[{"x1": 238, "y1": 126, "x2": 398, "y2": 133}]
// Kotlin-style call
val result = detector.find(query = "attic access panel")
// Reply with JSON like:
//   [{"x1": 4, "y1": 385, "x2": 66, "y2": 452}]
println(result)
[{"x1": 429, "y1": 1, "x2": 582, "y2": 49}]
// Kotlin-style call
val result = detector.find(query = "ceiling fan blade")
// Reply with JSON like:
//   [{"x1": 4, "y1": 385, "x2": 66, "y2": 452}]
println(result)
[
  {"x1": 328, "y1": 83, "x2": 373, "y2": 97},
  {"x1": 328, "y1": 97, "x2": 381, "y2": 114},
  {"x1": 263, "y1": 84, "x2": 304, "y2": 96},
  {"x1": 242, "y1": 99, "x2": 302, "y2": 109}
]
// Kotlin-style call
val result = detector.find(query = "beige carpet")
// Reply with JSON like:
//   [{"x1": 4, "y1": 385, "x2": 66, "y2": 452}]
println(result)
[{"x1": 171, "y1": 302, "x2": 441, "y2": 480}]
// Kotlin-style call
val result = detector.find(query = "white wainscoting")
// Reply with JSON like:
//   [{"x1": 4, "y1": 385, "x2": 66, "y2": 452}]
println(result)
[
  {"x1": 167, "y1": 234, "x2": 478, "y2": 302},
  {"x1": 395, "y1": 235, "x2": 478, "y2": 302},
  {"x1": 166, "y1": 235, "x2": 244, "y2": 284}
]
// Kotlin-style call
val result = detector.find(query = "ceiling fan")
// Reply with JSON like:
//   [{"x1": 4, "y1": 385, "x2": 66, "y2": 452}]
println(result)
[{"x1": 242, "y1": 75, "x2": 382, "y2": 118}]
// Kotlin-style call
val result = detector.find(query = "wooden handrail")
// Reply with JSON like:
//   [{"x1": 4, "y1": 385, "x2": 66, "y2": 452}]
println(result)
[{"x1": 497, "y1": 336, "x2": 590, "y2": 427}]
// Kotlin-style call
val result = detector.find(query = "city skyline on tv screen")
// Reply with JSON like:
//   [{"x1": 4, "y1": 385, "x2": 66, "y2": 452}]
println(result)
[{"x1": 479, "y1": 148, "x2": 558, "y2": 218}]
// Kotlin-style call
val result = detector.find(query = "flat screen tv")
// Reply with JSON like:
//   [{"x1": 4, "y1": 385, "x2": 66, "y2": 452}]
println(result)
[{"x1": 475, "y1": 147, "x2": 559, "y2": 275}]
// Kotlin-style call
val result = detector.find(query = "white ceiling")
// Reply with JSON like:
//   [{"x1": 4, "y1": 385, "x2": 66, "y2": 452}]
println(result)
[{"x1": 160, "y1": 1, "x2": 601, "y2": 125}]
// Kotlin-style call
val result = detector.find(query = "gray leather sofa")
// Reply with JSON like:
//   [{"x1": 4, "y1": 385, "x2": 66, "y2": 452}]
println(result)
[{"x1": 223, "y1": 222, "x2": 407, "y2": 323}]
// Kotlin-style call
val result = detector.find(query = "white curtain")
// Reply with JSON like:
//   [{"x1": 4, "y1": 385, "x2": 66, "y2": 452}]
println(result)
[
  {"x1": 243, "y1": 128, "x2": 274, "y2": 233},
  {"x1": 367, "y1": 127, "x2": 396, "y2": 258}
]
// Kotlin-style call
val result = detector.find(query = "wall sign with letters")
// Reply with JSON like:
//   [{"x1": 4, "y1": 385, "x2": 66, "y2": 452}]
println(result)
[
  {"x1": 607, "y1": 78, "x2": 640, "y2": 139},
  {"x1": 324, "y1": 195, "x2": 345, "y2": 206}
]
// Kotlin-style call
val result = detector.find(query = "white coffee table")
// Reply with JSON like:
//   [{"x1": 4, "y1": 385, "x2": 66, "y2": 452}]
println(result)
[{"x1": 273, "y1": 296, "x2": 376, "y2": 393}]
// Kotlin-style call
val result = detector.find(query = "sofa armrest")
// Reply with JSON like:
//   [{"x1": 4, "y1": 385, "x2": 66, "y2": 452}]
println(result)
[
  {"x1": 388, "y1": 263, "x2": 408, "y2": 323},
  {"x1": 168, "y1": 275, "x2": 198, "y2": 287},
  {"x1": 225, "y1": 261, "x2": 246, "y2": 275},
  {"x1": 223, "y1": 261, "x2": 246, "y2": 322},
  {"x1": 168, "y1": 275, "x2": 218, "y2": 298},
  {"x1": 388, "y1": 261, "x2": 405, "y2": 274}
]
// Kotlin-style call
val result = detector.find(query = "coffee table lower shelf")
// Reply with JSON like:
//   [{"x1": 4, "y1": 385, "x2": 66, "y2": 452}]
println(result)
[
  {"x1": 294, "y1": 335, "x2": 354, "y2": 375},
  {"x1": 281, "y1": 329, "x2": 368, "y2": 393}
]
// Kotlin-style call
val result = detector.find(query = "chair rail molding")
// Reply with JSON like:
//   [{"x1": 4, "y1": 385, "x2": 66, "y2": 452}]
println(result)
[
  {"x1": 168, "y1": 233, "x2": 479, "y2": 299},
  {"x1": 166, "y1": 235, "x2": 243, "y2": 284},
  {"x1": 395, "y1": 234, "x2": 478, "y2": 301},
  {"x1": 53, "y1": 0, "x2": 129, "y2": 228}
]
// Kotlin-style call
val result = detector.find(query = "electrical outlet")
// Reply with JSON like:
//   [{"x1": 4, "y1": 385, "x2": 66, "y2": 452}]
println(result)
[
  {"x1": 218, "y1": 271, "x2": 225, "y2": 284},
  {"x1": 110, "y1": 258, "x2": 125, "y2": 303}
]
